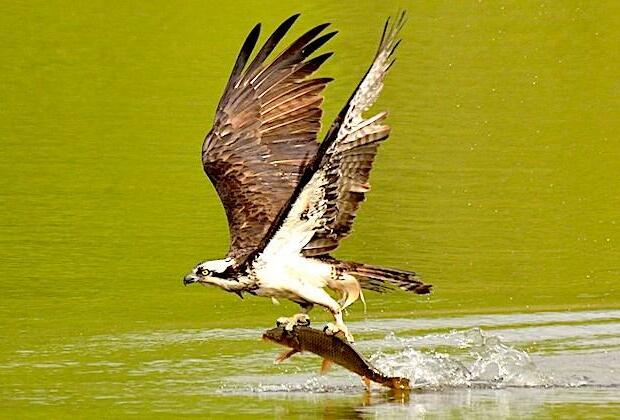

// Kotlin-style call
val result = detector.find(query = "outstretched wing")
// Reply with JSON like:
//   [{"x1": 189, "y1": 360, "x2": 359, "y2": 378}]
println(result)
[
  {"x1": 244, "y1": 12, "x2": 405, "y2": 266},
  {"x1": 202, "y1": 15, "x2": 336, "y2": 263}
]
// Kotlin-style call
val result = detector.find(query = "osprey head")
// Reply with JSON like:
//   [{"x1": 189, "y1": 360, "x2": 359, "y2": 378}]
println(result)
[{"x1": 183, "y1": 258, "x2": 235, "y2": 287}]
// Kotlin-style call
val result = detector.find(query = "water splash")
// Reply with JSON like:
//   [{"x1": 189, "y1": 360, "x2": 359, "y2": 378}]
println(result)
[
  {"x1": 5, "y1": 311, "x2": 617, "y2": 407},
  {"x1": 466, "y1": 329, "x2": 549, "y2": 387},
  {"x1": 370, "y1": 328, "x2": 551, "y2": 389}
]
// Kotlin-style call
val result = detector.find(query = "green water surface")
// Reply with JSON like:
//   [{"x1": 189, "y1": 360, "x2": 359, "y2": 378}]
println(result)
[{"x1": 1, "y1": 1, "x2": 619, "y2": 417}]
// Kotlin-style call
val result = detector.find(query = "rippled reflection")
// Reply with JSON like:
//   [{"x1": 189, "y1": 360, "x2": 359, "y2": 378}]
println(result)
[{"x1": 2, "y1": 310, "x2": 618, "y2": 416}]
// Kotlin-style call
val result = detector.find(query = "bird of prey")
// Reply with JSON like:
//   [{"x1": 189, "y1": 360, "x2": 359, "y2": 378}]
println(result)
[{"x1": 183, "y1": 12, "x2": 431, "y2": 342}]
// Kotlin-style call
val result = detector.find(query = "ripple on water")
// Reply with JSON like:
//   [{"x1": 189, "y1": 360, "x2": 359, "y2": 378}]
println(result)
[
  {"x1": 3, "y1": 310, "x2": 619, "y2": 410},
  {"x1": 228, "y1": 310, "x2": 620, "y2": 394}
]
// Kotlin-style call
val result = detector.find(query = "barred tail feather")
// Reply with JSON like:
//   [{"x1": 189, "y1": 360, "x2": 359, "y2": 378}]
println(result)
[{"x1": 345, "y1": 262, "x2": 432, "y2": 295}]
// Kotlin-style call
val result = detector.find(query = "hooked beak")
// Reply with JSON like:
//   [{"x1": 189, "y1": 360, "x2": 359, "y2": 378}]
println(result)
[{"x1": 183, "y1": 273, "x2": 199, "y2": 286}]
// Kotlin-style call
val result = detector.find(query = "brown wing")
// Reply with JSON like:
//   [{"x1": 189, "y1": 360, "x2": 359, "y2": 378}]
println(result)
[
  {"x1": 301, "y1": 13, "x2": 405, "y2": 256},
  {"x1": 241, "y1": 13, "x2": 406, "y2": 268},
  {"x1": 202, "y1": 15, "x2": 335, "y2": 262}
]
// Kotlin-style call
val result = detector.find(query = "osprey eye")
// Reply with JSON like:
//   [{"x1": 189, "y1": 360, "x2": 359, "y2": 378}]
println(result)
[{"x1": 200, "y1": 268, "x2": 211, "y2": 276}]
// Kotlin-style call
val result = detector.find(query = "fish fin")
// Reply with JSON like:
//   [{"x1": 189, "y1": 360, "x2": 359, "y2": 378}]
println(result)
[
  {"x1": 320, "y1": 358, "x2": 333, "y2": 375},
  {"x1": 271, "y1": 297, "x2": 280, "y2": 305},
  {"x1": 361, "y1": 376, "x2": 371, "y2": 391},
  {"x1": 275, "y1": 349, "x2": 299, "y2": 364}
]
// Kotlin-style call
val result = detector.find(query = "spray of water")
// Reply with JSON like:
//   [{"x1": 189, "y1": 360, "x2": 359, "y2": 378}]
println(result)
[{"x1": 370, "y1": 328, "x2": 550, "y2": 389}]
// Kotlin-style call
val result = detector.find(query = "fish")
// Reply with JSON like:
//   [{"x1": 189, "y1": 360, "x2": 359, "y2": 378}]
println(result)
[{"x1": 262, "y1": 325, "x2": 410, "y2": 390}]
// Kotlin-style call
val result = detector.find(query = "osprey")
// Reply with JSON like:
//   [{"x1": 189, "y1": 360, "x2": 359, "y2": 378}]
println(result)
[{"x1": 183, "y1": 12, "x2": 431, "y2": 342}]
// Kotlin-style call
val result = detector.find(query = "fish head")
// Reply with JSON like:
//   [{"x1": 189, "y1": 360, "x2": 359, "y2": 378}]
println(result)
[{"x1": 262, "y1": 327, "x2": 300, "y2": 349}]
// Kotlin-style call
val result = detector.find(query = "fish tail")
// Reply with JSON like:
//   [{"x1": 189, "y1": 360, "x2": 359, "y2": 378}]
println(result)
[
  {"x1": 389, "y1": 376, "x2": 411, "y2": 390},
  {"x1": 344, "y1": 262, "x2": 432, "y2": 295}
]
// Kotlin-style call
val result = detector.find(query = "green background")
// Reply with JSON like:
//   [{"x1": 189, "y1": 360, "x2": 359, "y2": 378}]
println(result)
[{"x1": 1, "y1": 0, "x2": 618, "y2": 417}]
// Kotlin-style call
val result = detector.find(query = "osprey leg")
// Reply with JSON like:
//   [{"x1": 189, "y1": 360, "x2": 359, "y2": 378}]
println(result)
[
  {"x1": 288, "y1": 285, "x2": 354, "y2": 342},
  {"x1": 276, "y1": 302, "x2": 314, "y2": 330}
]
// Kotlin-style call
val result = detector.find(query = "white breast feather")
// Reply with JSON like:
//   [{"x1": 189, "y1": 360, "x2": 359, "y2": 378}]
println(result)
[{"x1": 261, "y1": 172, "x2": 328, "y2": 259}]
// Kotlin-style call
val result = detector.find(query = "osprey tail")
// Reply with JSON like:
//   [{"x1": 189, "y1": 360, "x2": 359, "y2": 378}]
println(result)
[{"x1": 344, "y1": 262, "x2": 432, "y2": 295}]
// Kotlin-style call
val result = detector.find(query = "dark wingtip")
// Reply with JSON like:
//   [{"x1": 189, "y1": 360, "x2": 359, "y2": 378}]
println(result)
[
  {"x1": 414, "y1": 284, "x2": 433, "y2": 295},
  {"x1": 303, "y1": 51, "x2": 335, "y2": 71},
  {"x1": 279, "y1": 13, "x2": 301, "y2": 34},
  {"x1": 249, "y1": 22, "x2": 262, "y2": 39},
  {"x1": 239, "y1": 22, "x2": 261, "y2": 65},
  {"x1": 302, "y1": 30, "x2": 337, "y2": 57}
]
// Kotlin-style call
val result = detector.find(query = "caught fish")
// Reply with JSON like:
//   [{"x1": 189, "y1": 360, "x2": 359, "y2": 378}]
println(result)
[{"x1": 263, "y1": 325, "x2": 410, "y2": 390}]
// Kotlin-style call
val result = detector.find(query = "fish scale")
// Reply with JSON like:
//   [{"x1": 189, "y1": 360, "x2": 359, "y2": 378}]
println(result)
[{"x1": 263, "y1": 325, "x2": 410, "y2": 390}]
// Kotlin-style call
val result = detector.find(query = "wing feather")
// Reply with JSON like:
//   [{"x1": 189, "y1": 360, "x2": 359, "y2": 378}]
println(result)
[
  {"x1": 246, "y1": 12, "x2": 406, "y2": 266},
  {"x1": 202, "y1": 16, "x2": 335, "y2": 262},
  {"x1": 301, "y1": 13, "x2": 406, "y2": 256}
]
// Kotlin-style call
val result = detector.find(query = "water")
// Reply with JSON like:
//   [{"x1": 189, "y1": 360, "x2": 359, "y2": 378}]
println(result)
[
  {"x1": 2, "y1": 310, "x2": 619, "y2": 417},
  {"x1": 1, "y1": 1, "x2": 619, "y2": 418}
]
